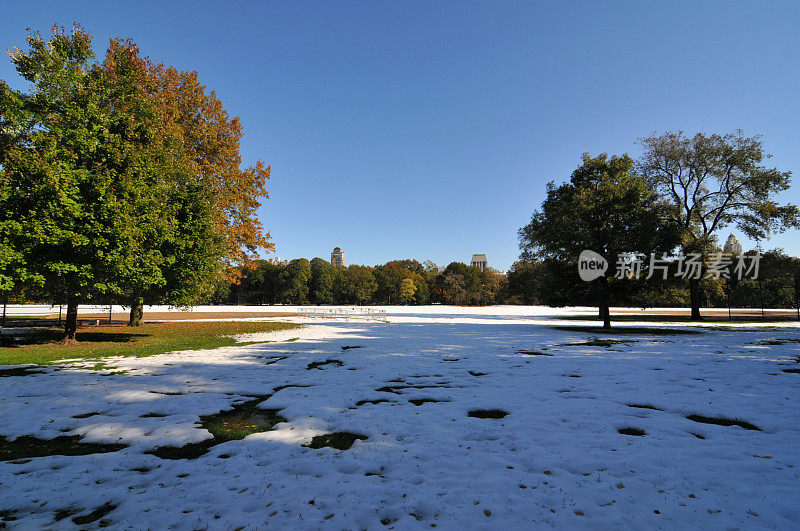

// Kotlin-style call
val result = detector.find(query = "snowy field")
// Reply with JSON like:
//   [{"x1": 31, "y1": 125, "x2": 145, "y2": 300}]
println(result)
[{"x1": 1, "y1": 306, "x2": 799, "y2": 529}]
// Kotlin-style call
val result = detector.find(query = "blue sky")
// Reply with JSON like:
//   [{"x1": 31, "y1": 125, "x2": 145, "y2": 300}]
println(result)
[{"x1": 2, "y1": 1, "x2": 798, "y2": 270}]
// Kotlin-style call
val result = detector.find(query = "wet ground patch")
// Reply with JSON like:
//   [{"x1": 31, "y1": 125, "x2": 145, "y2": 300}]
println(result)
[
  {"x1": 409, "y1": 398, "x2": 449, "y2": 406},
  {"x1": 468, "y1": 409, "x2": 508, "y2": 419},
  {"x1": 686, "y1": 414, "x2": 761, "y2": 431},
  {"x1": 0, "y1": 435, "x2": 126, "y2": 461},
  {"x1": 149, "y1": 398, "x2": 286, "y2": 460},
  {"x1": 0, "y1": 366, "x2": 46, "y2": 377},
  {"x1": 70, "y1": 502, "x2": 117, "y2": 526},
  {"x1": 627, "y1": 403, "x2": 662, "y2": 411},
  {"x1": 72, "y1": 411, "x2": 103, "y2": 419},
  {"x1": 305, "y1": 432, "x2": 368, "y2": 450},
  {"x1": 618, "y1": 427, "x2": 646, "y2": 436},
  {"x1": 307, "y1": 359, "x2": 344, "y2": 370}
]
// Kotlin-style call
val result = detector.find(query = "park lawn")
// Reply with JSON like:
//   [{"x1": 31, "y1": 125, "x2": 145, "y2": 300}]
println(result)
[{"x1": 0, "y1": 321, "x2": 301, "y2": 366}]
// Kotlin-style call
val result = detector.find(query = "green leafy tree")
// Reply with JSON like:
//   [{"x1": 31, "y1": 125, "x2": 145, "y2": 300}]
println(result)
[
  {"x1": 279, "y1": 259, "x2": 311, "y2": 304},
  {"x1": 398, "y1": 278, "x2": 416, "y2": 305},
  {"x1": 309, "y1": 257, "x2": 336, "y2": 304},
  {"x1": 519, "y1": 153, "x2": 681, "y2": 328},
  {"x1": 637, "y1": 131, "x2": 799, "y2": 319},
  {"x1": 0, "y1": 25, "x2": 149, "y2": 340},
  {"x1": 338, "y1": 265, "x2": 377, "y2": 305}
]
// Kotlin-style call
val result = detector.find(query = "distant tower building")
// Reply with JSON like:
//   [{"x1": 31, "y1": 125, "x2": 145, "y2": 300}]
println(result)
[
  {"x1": 723, "y1": 234, "x2": 743, "y2": 255},
  {"x1": 331, "y1": 246, "x2": 346, "y2": 267},
  {"x1": 470, "y1": 254, "x2": 488, "y2": 272}
]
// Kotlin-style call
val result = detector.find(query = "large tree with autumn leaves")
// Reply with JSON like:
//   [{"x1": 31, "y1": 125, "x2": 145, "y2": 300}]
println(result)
[{"x1": 0, "y1": 25, "x2": 272, "y2": 339}]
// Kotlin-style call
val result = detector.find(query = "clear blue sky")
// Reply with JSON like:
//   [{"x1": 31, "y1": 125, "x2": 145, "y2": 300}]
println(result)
[{"x1": 2, "y1": 1, "x2": 799, "y2": 270}]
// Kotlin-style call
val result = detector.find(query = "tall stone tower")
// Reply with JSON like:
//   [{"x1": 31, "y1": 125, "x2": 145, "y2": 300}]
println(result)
[
  {"x1": 470, "y1": 254, "x2": 488, "y2": 272},
  {"x1": 723, "y1": 234, "x2": 743, "y2": 255},
  {"x1": 331, "y1": 246, "x2": 345, "y2": 267}
]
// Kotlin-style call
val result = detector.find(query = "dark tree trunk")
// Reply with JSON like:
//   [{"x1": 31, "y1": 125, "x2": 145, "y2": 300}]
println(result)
[
  {"x1": 129, "y1": 297, "x2": 144, "y2": 327},
  {"x1": 689, "y1": 278, "x2": 702, "y2": 320},
  {"x1": 598, "y1": 278, "x2": 611, "y2": 329},
  {"x1": 63, "y1": 297, "x2": 79, "y2": 343},
  {"x1": 600, "y1": 304, "x2": 611, "y2": 329}
]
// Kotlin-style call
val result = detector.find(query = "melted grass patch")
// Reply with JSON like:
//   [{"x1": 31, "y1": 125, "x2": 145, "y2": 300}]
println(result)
[
  {"x1": 201, "y1": 399, "x2": 286, "y2": 442},
  {"x1": 71, "y1": 502, "x2": 117, "y2": 525},
  {"x1": 468, "y1": 409, "x2": 508, "y2": 419},
  {"x1": 409, "y1": 398, "x2": 449, "y2": 406},
  {"x1": 627, "y1": 403, "x2": 662, "y2": 411},
  {"x1": 618, "y1": 427, "x2": 646, "y2": 436},
  {"x1": 150, "y1": 398, "x2": 286, "y2": 460},
  {"x1": 0, "y1": 321, "x2": 301, "y2": 366},
  {"x1": 686, "y1": 414, "x2": 761, "y2": 431},
  {"x1": 0, "y1": 435, "x2": 126, "y2": 461},
  {"x1": 306, "y1": 359, "x2": 344, "y2": 370},
  {"x1": 306, "y1": 432, "x2": 367, "y2": 450}
]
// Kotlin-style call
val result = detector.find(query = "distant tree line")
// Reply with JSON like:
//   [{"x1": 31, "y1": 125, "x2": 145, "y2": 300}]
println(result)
[{"x1": 210, "y1": 259, "x2": 508, "y2": 306}]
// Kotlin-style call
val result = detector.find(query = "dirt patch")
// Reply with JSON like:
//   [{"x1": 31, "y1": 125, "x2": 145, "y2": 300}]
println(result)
[
  {"x1": 307, "y1": 359, "x2": 344, "y2": 370},
  {"x1": 618, "y1": 427, "x2": 646, "y2": 436},
  {"x1": 0, "y1": 435, "x2": 126, "y2": 461},
  {"x1": 305, "y1": 432, "x2": 368, "y2": 450},
  {"x1": 782, "y1": 368, "x2": 800, "y2": 374},
  {"x1": 516, "y1": 350, "x2": 553, "y2": 356},
  {"x1": 469, "y1": 371, "x2": 487, "y2": 376},
  {"x1": 627, "y1": 403, "x2": 662, "y2": 411},
  {"x1": 409, "y1": 398, "x2": 449, "y2": 406},
  {"x1": 686, "y1": 414, "x2": 761, "y2": 431},
  {"x1": 468, "y1": 409, "x2": 508, "y2": 419},
  {"x1": 340, "y1": 345, "x2": 363, "y2": 350},
  {"x1": 71, "y1": 502, "x2": 117, "y2": 525}
]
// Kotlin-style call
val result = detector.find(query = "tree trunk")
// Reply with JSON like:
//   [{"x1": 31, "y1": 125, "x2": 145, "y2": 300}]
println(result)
[
  {"x1": 129, "y1": 297, "x2": 144, "y2": 327},
  {"x1": 598, "y1": 278, "x2": 611, "y2": 329},
  {"x1": 62, "y1": 297, "x2": 79, "y2": 343},
  {"x1": 600, "y1": 304, "x2": 611, "y2": 329},
  {"x1": 689, "y1": 278, "x2": 702, "y2": 320}
]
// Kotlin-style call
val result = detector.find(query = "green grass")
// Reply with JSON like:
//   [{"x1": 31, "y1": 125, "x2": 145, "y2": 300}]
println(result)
[{"x1": 0, "y1": 321, "x2": 302, "y2": 366}]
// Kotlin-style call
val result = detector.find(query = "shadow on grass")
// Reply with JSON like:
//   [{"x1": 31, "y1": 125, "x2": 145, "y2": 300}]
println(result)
[
  {"x1": 0, "y1": 328, "x2": 146, "y2": 348},
  {"x1": 0, "y1": 435, "x2": 127, "y2": 461}
]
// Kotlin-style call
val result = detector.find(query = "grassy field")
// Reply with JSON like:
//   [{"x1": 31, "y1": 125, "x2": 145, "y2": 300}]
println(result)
[{"x1": 0, "y1": 321, "x2": 301, "y2": 366}]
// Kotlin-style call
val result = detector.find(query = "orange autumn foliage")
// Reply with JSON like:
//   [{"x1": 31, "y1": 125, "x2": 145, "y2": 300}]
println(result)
[{"x1": 149, "y1": 64, "x2": 273, "y2": 282}]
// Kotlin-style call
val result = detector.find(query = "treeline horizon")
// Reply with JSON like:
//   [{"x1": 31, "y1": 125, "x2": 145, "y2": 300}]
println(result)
[{"x1": 208, "y1": 249, "x2": 800, "y2": 311}]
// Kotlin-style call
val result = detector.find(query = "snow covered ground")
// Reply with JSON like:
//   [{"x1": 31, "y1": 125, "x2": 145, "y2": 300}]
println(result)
[{"x1": 1, "y1": 306, "x2": 799, "y2": 529}]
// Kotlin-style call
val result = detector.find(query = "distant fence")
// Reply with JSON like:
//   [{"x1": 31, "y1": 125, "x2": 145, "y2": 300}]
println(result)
[{"x1": 296, "y1": 307, "x2": 387, "y2": 321}]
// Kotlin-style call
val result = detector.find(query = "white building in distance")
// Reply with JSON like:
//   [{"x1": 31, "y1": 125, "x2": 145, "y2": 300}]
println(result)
[
  {"x1": 470, "y1": 254, "x2": 488, "y2": 271},
  {"x1": 267, "y1": 256, "x2": 288, "y2": 266},
  {"x1": 331, "y1": 247, "x2": 346, "y2": 267},
  {"x1": 723, "y1": 234, "x2": 743, "y2": 255}
]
